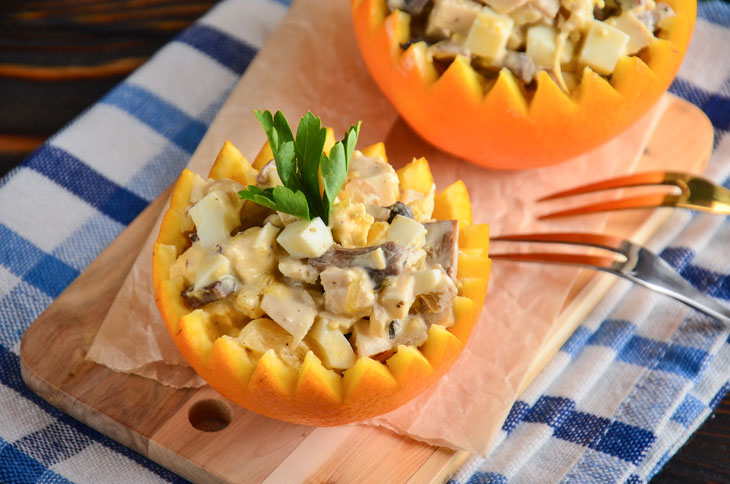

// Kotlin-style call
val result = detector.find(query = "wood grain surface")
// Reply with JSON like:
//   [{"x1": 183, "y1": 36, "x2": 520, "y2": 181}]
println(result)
[{"x1": 8, "y1": 1, "x2": 730, "y2": 483}]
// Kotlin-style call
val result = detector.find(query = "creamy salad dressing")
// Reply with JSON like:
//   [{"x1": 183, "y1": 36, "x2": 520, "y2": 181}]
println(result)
[{"x1": 170, "y1": 151, "x2": 460, "y2": 371}]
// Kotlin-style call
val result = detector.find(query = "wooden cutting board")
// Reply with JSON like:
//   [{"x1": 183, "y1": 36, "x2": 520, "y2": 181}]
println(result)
[{"x1": 19, "y1": 93, "x2": 712, "y2": 484}]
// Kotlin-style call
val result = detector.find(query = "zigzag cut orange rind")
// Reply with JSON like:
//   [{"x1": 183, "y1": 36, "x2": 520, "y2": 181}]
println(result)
[
  {"x1": 153, "y1": 139, "x2": 489, "y2": 426},
  {"x1": 350, "y1": 0, "x2": 696, "y2": 169}
]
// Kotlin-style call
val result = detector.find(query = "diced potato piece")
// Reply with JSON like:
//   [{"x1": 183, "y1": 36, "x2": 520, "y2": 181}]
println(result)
[
  {"x1": 380, "y1": 274, "x2": 415, "y2": 319},
  {"x1": 330, "y1": 200, "x2": 375, "y2": 248},
  {"x1": 278, "y1": 255, "x2": 320, "y2": 284},
  {"x1": 320, "y1": 267, "x2": 376, "y2": 318},
  {"x1": 464, "y1": 7, "x2": 514, "y2": 63},
  {"x1": 485, "y1": 0, "x2": 528, "y2": 14},
  {"x1": 309, "y1": 317, "x2": 357, "y2": 370},
  {"x1": 276, "y1": 217, "x2": 333, "y2": 258},
  {"x1": 188, "y1": 191, "x2": 242, "y2": 247},
  {"x1": 387, "y1": 215, "x2": 427, "y2": 248},
  {"x1": 340, "y1": 153, "x2": 400, "y2": 207},
  {"x1": 526, "y1": 25, "x2": 574, "y2": 68},
  {"x1": 352, "y1": 319, "x2": 393, "y2": 358},
  {"x1": 233, "y1": 282, "x2": 266, "y2": 319},
  {"x1": 426, "y1": 0, "x2": 483, "y2": 39},
  {"x1": 237, "y1": 318, "x2": 311, "y2": 368},
  {"x1": 606, "y1": 12, "x2": 655, "y2": 55},
  {"x1": 578, "y1": 20, "x2": 630, "y2": 75},
  {"x1": 169, "y1": 242, "x2": 214, "y2": 285},
  {"x1": 261, "y1": 283, "x2": 318, "y2": 347},
  {"x1": 221, "y1": 226, "x2": 279, "y2": 283},
  {"x1": 193, "y1": 253, "x2": 233, "y2": 290}
]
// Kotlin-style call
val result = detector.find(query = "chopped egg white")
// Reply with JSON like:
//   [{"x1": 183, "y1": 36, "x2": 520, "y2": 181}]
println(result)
[
  {"x1": 276, "y1": 217, "x2": 333, "y2": 258},
  {"x1": 188, "y1": 191, "x2": 242, "y2": 247}
]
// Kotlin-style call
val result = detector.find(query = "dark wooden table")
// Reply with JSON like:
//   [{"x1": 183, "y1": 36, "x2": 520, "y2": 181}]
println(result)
[{"x1": 1, "y1": 1, "x2": 728, "y2": 483}]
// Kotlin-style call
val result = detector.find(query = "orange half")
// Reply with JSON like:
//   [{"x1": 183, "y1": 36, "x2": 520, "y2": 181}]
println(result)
[
  {"x1": 153, "y1": 139, "x2": 490, "y2": 426},
  {"x1": 351, "y1": 0, "x2": 696, "y2": 169}
]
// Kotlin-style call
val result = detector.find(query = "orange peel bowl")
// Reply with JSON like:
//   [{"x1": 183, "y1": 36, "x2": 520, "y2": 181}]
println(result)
[
  {"x1": 350, "y1": 0, "x2": 696, "y2": 170},
  {"x1": 153, "y1": 138, "x2": 490, "y2": 426}
]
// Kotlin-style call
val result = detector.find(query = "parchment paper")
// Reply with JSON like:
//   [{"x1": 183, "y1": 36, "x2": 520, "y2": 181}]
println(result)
[{"x1": 86, "y1": 0, "x2": 665, "y2": 455}]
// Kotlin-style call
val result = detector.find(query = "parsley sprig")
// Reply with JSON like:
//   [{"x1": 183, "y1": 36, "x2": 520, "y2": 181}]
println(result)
[{"x1": 238, "y1": 110, "x2": 361, "y2": 225}]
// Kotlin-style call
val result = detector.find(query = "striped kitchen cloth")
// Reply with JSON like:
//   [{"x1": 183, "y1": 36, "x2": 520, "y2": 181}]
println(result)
[{"x1": 1, "y1": 0, "x2": 730, "y2": 483}]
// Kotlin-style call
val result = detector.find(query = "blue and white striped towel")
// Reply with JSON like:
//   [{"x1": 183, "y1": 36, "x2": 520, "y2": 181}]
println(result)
[{"x1": 1, "y1": 0, "x2": 729, "y2": 482}]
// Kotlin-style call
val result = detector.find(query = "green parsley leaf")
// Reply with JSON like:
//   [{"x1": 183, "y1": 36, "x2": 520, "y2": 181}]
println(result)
[
  {"x1": 295, "y1": 112, "x2": 327, "y2": 217},
  {"x1": 241, "y1": 110, "x2": 361, "y2": 226},
  {"x1": 272, "y1": 185, "x2": 310, "y2": 220}
]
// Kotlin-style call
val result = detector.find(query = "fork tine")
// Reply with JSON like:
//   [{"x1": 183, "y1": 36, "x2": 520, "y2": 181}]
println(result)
[
  {"x1": 489, "y1": 252, "x2": 618, "y2": 269},
  {"x1": 538, "y1": 171, "x2": 671, "y2": 202},
  {"x1": 491, "y1": 232, "x2": 626, "y2": 251},
  {"x1": 538, "y1": 193, "x2": 679, "y2": 220}
]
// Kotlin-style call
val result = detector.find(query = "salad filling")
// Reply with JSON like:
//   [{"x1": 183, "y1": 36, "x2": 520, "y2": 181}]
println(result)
[
  {"x1": 168, "y1": 112, "x2": 460, "y2": 372},
  {"x1": 390, "y1": 0, "x2": 676, "y2": 90}
]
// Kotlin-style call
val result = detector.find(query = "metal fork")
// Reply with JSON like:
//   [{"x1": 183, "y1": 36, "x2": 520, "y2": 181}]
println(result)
[
  {"x1": 490, "y1": 232, "x2": 730, "y2": 323},
  {"x1": 538, "y1": 171, "x2": 730, "y2": 220}
]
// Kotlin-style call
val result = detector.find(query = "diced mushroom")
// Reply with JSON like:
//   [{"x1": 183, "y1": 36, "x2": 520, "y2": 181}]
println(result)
[
  {"x1": 416, "y1": 304, "x2": 455, "y2": 326},
  {"x1": 181, "y1": 276, "x2": 237, "y2": 309},
  {"x1": 503, "y1": 50, "x2": 536, "y2": 83},
  {"x1": 387, "y1": 0, "x2": 430, "y2": 15},
  {"x1": 652, "y1": 2, "x2": 675, "y2": 30},
  {"x1": 379, "y1": 273, "x2": 416, "y2": 320},
  {"x1": 387, "y1": 201, "x2": 414, "y2": 223},
  {"x1": 423, "y1": 220, "x2": 459, "y2": 278},
  {"x1": 413, "y1": 266, "x2": 458, "y2": 313},
  {"x1": 256, "y1": 160, "x2": 282, "y2": 188},
  {"x1": 309, "y1": 242, "x2": 408, "y2": 289},
  {"x1": 634, "y1": 10, "x2": 655, "y2": 31}
]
